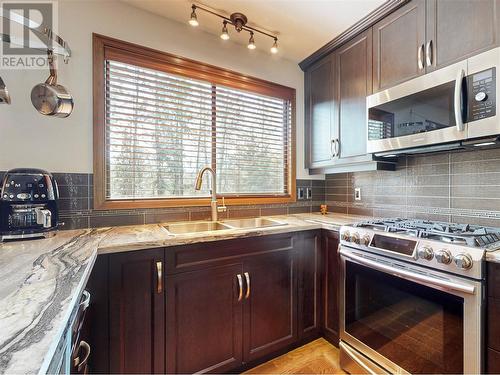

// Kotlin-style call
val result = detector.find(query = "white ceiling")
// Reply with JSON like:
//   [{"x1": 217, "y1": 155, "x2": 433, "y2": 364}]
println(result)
[{"x1": 122, "y1": 0, "x2": 386, "y2": 62}]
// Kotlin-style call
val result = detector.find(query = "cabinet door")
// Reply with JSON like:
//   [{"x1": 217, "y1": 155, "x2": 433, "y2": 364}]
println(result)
[
  {"x1": 166, "y1": 264, "x2": 243, "y2": 374},
  {"x1": 426, "y1": 0, "x2": 500, "y2": 71},
  {"x1": 109, "y1": 249, "x2": 165, "y2": 374},
  {"x1": 298, "y1": 231, "x2": 321, "y2": 340},
  {"x1": 305, "y1": 54, "x2": 337, "y2": 168},
  {"x1": 322, "y1": 230, "x2": 340, "y2": 345},
  {"x1": 243, "y1": 249, "x2": 297, "y2": 362},
  {"x1": 337, "y1": 29, "x2": 372, "y2": 160},
  {"x1": 373, "y1": 0, "x2": 426, "y2": 92}
]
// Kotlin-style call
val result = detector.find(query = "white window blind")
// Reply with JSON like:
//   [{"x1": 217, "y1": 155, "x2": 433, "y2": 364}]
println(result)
[{"x1": 105, "y1": 59, "x2": 292, "y2": 200}]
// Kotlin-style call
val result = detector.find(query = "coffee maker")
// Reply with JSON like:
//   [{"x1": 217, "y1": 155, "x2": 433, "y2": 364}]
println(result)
[{"x1": 0, "y1": 168, "x2": 60, "y2": 241}]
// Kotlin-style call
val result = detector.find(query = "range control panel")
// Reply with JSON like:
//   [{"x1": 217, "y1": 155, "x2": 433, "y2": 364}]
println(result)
[{"x1": 468, "y1": 67, "x2": 496, "y2": 121}]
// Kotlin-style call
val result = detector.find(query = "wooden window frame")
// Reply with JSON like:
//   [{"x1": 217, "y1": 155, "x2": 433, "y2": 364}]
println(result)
[{"x1": 93, "y1": 34, "x2": 296, "y2": 210}]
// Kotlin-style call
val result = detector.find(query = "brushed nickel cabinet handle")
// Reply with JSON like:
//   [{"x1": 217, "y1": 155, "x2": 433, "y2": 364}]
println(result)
[
  {"x1": 237, "y1": 274, "x2": 243, "y2": 301},
  {"x1": 73, "y1": 340, "x2": 91, "y2": 372},
  {"x1": 418, "y1": 44, "x2": 424, "y2": 70},
  {"x1": 156, "y1": 261, "x2": 163, "y2": 294},
  {"x1": 426, "y1": 40, "x2": 433, "y2": 67},
  {"x1": 244, "y1": 272, "x2": 250, "y2": 299},
  {"x1": 336, "y1": 138, "x2": 340, "y2": 158},
  {"x1": 330, "y1": 138, "x2": 335, "y2": 158}
]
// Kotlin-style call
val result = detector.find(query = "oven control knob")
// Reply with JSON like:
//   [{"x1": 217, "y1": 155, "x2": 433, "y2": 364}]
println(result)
[
  {"x1": 361, "y1": 234, "x2": 370, "y2": 246},
  {"x1": 454, "y1": 253, "x2": 473, "y2": 270},
  {"x1": 342, "y1": 231, "x2": 351, "y2": 242},
  {"x1": 435, "y1": 249, "x2": 452, "y2": 264},
  {"x1": 417, "y1": 246, "x2": 434, "y2": 261},
  {"x1": 351, "y1": 232, "x2": 360, "y2": 244}
]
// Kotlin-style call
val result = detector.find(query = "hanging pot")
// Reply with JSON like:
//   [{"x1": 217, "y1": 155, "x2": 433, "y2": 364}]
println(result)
[
  {"x1": 31, "y1": 50, "x2": 74, "y2": 117},
  {"x1": 0, "y1": 76, "x2": 11, "y2": 104}
]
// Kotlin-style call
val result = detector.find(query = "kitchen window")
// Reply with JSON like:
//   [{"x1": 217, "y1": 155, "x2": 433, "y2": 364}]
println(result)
[{"x1": 93, "y1": 34, "x2": 296, "y2": 209}]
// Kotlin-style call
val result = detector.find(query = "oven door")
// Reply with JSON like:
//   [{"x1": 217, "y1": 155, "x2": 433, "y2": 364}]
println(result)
[
  {"x1": 339, "y1": 247, "x2": 483, "y2": 375},
  {"x1": 367, "y1": 60, "x2": 468, "y2": 154}
]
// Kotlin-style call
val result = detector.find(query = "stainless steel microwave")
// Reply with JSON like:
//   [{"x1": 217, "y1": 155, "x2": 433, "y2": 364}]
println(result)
[{"x1": 367, "y1": 47, "x2": 500, "y2": 155}]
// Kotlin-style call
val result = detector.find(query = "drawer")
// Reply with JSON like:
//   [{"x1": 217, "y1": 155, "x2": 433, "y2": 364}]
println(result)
[{"x1": 165, "y1": 232, "x2": 296, "y2": 274}]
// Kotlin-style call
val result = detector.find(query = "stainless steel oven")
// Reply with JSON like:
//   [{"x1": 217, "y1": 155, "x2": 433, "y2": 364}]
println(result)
[
  {"x1": 339, "y1": 246, "x2": 484, "y2": 374},
  {"x1": 367, "y1": 47, "x2": 500, "y2": 154}
]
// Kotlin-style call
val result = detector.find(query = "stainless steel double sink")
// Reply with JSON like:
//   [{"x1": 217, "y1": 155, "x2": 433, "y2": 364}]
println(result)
[{"x1": 163, "y1": 217, "x2": 287, "y2": 234}]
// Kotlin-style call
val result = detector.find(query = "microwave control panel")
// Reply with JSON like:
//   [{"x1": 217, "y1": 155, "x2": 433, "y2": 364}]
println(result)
[{"x1": 468, "y1": 67, "x2": 496, "y2": 122}]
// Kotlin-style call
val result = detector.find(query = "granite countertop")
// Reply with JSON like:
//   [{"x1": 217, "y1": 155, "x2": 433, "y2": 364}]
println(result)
[{"x1": 0, "y1": 213, "x2": 365, "y2": 375}]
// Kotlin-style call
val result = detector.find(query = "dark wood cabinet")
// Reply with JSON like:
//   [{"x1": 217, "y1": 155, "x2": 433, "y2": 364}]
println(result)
[
  {"x1": 487, "y1": 262, "x2": 500, "y2": 373},
  {"x1": 426, "y1": 0, "x2": 500, "y2": 71},
  {"x1": 322, "y1": 230, "x2": 340, "y2": 345},
  {"x1": 298, "y1": 231, "x2": 322, "y2": 340},
  {"x1": 336, "y1": 29, "x2": 373, "y2": 162},
  {"x1": 87, "y1": 231, "x2": 331, "y2": 374},
  {"x1": 166, "y1": 264, "x2": 244, "y2": 374},
  {"x1": 304, "y1": 28, "x2": 392, "y2": 174},
  {"x1": 373, "y1": 0, "x2": 426, "y2": 92},
  {"x1": 243, "y1": 249, "x2": 297, "y2": 362},
  {"x1": 305, "y1": 54, "x2": 337, "y2": 169},
  {"x1": 108, "y1": 248, "x2": 165, "y2": 374}
]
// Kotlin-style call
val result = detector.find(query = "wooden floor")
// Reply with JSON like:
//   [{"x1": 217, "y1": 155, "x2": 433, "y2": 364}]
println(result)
[{"x1": 244, "y1": 338, "x2": 346, "y2": 374}]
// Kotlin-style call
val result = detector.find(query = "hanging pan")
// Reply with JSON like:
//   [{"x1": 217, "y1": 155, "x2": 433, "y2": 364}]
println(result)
[{"x1": 31, "y1": 50, "x2": 73, "y2": 117}]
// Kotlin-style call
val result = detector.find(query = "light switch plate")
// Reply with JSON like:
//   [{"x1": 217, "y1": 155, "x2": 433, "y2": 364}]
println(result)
[
  {"x1": 354, "y1": 187, "x2": 361, "y2": 201},
  {"x1": 297, "y1": 187, "x2": 305, "y2": 200}
]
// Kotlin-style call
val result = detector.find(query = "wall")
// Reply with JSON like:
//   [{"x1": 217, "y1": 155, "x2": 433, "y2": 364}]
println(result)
[
  {"x1": 0, "y1": 0, "x2": 320, "y2": 180},
  {"x1": 0, "y1": 0, "x2": 329, "y2": 228},
  {"x1": 326, "y1": 147, "x2": 500, "y2": 227}
]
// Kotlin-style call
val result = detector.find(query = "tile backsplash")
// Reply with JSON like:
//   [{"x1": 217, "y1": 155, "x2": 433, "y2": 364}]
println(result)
[
  {"x1": 0, "y1": 171, "x2": 325, "y2": 229},
  {"x1": 326, "y1": 147, "x2": 500, "y2": 227},
  {"x1": 7, "y1": 146, "x2": 500, "y2": 229}
]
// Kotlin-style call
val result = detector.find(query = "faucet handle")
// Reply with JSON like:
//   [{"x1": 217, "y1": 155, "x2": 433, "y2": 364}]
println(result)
[{"x1": 217, "y1": 197, "x2": 227, "y2": 213}]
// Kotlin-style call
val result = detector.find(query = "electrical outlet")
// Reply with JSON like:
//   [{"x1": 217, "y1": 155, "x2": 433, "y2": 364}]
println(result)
[
  {"x1": 354, "y1": 187, "x2": 361, "y2": 201},
  {"x1": 306, "y1": 187, "x2": 312, "y2": 200},
  {"x1": 297, "y1": 187, "x2": 305, "y2": 200}
]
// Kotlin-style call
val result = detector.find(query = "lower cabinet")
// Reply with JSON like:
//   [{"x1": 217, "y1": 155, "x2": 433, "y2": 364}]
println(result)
[
  {"x1": 298, "y1": 231, "x2": 322, "y2": 340},
  {"x1": 108, "y1": 248, "x2": 165, "y2": 374},
  {"x1": 487, "y1": 262, "x2": 500, "y2": 373},
  {"x1": 166, "y1": 264, "x2": 244, "y2": 374},
  {"x1": 87, "y1": 230, "x2": 338, "y2": 374},
  {"x1": 322, "y1": 230, "x2": 340, "y2": 345},
  {"x1": 243, "y1": 250, "x2": 297, "y2": 362}
]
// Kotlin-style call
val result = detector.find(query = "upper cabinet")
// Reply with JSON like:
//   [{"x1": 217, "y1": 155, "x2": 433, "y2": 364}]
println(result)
[
  {"x1": 336, "y1": 29, "x2": 372, "y2": 161},
  {"x1": 426, "y1": 0, "x2": 500, "y2": 71},
  {"x1": 304, "y1": 29, "x2": 393, "y2": 173},
  {"x1": 373, "y1": 0, "x2": 500, "y2": 92},
  {"x1": 373, "y1": 0, "x2": 426, "y2": 92},
  {"x1": 305, "y1": 54, "x2": 336, "y2": 169}
]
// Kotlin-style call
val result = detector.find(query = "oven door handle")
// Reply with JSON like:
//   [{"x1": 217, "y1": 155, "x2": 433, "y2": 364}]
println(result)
[
  {"x1": 340, "y1": 250, "x2": 476, "y2": 295},
  {"x1": 454, "y1": 68, "x2": 466, "y2": 132}
]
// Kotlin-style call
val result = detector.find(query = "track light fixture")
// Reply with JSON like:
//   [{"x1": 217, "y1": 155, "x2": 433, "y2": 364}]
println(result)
[
  {"x1": 188, "y1": 5, "x2": 199, "y2": 27},
  {"x1": 188, "y1": 4, "x2": 279, "y2": 54},
  {"x1": 220, "y1": 21, "x2": 230, "y2": 40}
]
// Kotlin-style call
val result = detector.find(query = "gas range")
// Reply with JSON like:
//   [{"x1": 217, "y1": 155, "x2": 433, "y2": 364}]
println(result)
[{"x1": 339, "y1": 218, "x2": 497, "y2": 280}]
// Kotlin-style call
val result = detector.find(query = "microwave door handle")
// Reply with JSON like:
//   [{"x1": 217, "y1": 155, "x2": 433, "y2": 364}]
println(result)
[
  {"x1": 340, "y1": 249, "x2": 476, "y2": 295},
  {"x1": 454, "y1": 68, "x2": 466, "y2": 132}
]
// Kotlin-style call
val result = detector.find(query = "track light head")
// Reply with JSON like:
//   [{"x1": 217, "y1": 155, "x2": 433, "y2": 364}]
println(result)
[
  {"x1": 188, "y1": 5, "x2": 199, "y2": 27},
  {"x1": 270, "y1": 38, "x2": 278, "y2": 54},
  {"x1": 247, "y1": 32, "x2": 256, "y2": 50},
  {"x1": 220, "y1": 21, "x2": 230, "y2": 40}
]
